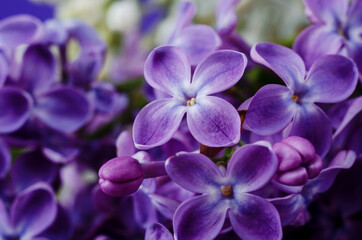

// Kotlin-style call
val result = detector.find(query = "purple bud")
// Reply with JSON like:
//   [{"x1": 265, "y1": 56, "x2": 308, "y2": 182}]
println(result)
[
  {"x1": 98, "y1": 157, "x2": 144, "y2": 197},
  {"x1": 272, "y1": 136, "x2": 323, "y2": 186}
]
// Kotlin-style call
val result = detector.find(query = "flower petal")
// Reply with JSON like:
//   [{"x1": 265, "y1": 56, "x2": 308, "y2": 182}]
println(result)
[
  {"x1": 270, "y1": 194, "x2": 306, "y2": 226},
  {"x1": 173, "y1": 194, "x2": 227, "y2": 240},
  {"x1": 18, "y1": 45, "x2": 56, "y2": 95},
  {"x1": 302, "y1": 0, "x2": 349, "y2": 24},
  {"x1": 226, "y1": 143, "x2": 278, "y2": 192},
  {"x1": 289, "y1": 104, "x2": 332, "y2": 157},
  {"x1": 116, "y1": 130, "x2": 136, "y2": 156},
  {"x1": 39, "y1": 205, "x2": 72, "y2": 240},
  {"x1": 169, "y1": 1, "x2": 196, "y2": 39},
  {"x1": 0, "y1": 14, "x2": 43, "y2": 48},
  {"x1": 0, "y1": 51, "x2": 9, "y2": 87},
  {"x1": 215, "y1": 0, "x2": 239, "y2": 36},
  {"x1": 144, "y1": 46, "x2": 191, "y2": 97},
  {"x1": 133, "y1": 99, "x2": 186, "y2": 150},
  {"x1": 11, "y1": 183, "x2": 57, "y2": 238},
  {"x1": 0, "y1": 138, "x2": 10, "y2": 178},
  {"x1": 245, "y1": 84, "x2": 297, "y2": 135},
  {"x1": 166, "y1": 153, "x2": 223, "y2": 193},
  {"x1": 145, "y1": 223, "x2": 174, "y2": 240},
  {"x1": 229, "y1": 193, "x2": 282, "y2": 240},
  {"x1": 34, "y1": 87, "x2": 92, "y2": 133},
  {"x1": 191, "y1": 50, "x2": 246, "y2": 96},
  {"x1": 293, "y1": 25, "x2": 343, "y2": 70},
  {"x1": 187, "y1": 96, "x2": 241, "y2": 147},
  {"x1": 0, "y1": 88, "x2": 32, "y2": 134},
  {"x1": 0, "y1": 199, "x2": 13, "y2": 235},
  {"x1": 171, "y1": 25, "x2": 221, "y2": 66},
  {"x1": 303, "y1": 55, "x2": 358, "y2": 103},
  {"x1": 346, "y1": 42, "x2": 362, "y2": 79},
  {"x1": 251, "y1": 42, "x2": 305, "y2": 90}
]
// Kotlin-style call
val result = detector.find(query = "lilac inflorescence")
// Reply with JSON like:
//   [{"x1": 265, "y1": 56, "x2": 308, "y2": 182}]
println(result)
[{"x1": 0, "y1": 0, "x2": 361, "y2": 240}]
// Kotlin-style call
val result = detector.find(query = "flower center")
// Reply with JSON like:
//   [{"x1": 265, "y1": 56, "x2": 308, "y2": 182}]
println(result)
[
  {"x1": 186, "y1": 97, "x2": 196, "y2": 106},
  {"x1": 291, "y1": 95, "x2": 299, "y2": 102},
  {"x1": 221, "y1": 185, "x2": 232, "y2": 196}
]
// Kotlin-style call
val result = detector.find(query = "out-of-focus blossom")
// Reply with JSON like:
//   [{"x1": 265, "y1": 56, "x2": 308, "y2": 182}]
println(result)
[{"x1": 106, "y1": 0, "x2": 140, "y2": 33}]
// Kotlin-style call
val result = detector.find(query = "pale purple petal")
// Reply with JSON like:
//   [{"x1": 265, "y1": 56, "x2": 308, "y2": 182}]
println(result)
[
  {"x1": 229, "y1": 193, "x2": 282, "y2": 240},
  {"x1": 165, "y1": 153, "x2": 223, "y2": 193},
  {"x1": 11, "y1": 183, "x2": 57, "y2": 238},
  {"x1": 302, "y1": 0, "x2": 349, "y2": 24},
  {"x1": 302, "y1": 150, "x2": 356, "y2": 199},
  {"x1": 0, "y1": 200, "x2": 13, "y2": 235},
  {"x1": 116, "y1": 130, "x2": 136, "y2": 156},
  {"x1": 18, "y1": 45, "x2": 56, "y2": 95},
  {"x1": 187, "y1": 96, "x2": 241, "y2": 147},
  {"x1": 132, "y1": 191, "x2": 157, "y2": 228},
  {"x1": 245, "y1": 84, "x2": 297, "y2": 135},
  {"x1": 303, "y1": 55, "x2": 358, "y2": 103},
  {"x1": 346, "y1": 42, "x2": 362, "y2": 78},
  {"x1": 144, "y1": 46, "x2": 191, "y2": 97},
  {"x1": 191, "y1": 50, "x2": 246, "y2": 96},
  {"x1": 270, "y1": 194, "x2": 306, "y2": 226},
  {"x1": 215, "y1": 0, "x2": 240, "y2": 36},
  {"x1": 169, "y1": 1, "x2": 196, "y2": 40},
  {"x1": 133, "y1": 99, "x2": 186, "y2": 150},
  {"x1": 173, "y1": 194, "x2": 227, "y2": 240},
  {"x1": 333, "y1": 96, "x2": 362, "y2": 138},
  {"x1": 145, "y1": 223, "x2": 174, "y2": 240},
  {"x1": 0, "y1": 138, "x2": 10, "y2": 178},
  {"x1": 0, "y1": 14, "x2": 43, "y2": 48},
  {"x1": 226, "y1": 143, "x2": 278, "y2": 192},
  {"x1": 34, "y1": 87, "x2": 92, "y2": 133},
  {"x1": 0, "y1": 88, "x2": 32, "y2": 133},
  {"x1": 293, "y1": 25, "x2": 343, "y2": 70},
  {"x1": 171, "y1": 25, "x2": 221, "y2": 66},
  {"x1": 251, "y1": 42, "x2": 305, "y2": 90},
  {"x1": 289, "y1": 104, "x2": 332, "y2": 157},
  {"x1": 0, "y1": 51, "x2": 9, "y2": 87}
]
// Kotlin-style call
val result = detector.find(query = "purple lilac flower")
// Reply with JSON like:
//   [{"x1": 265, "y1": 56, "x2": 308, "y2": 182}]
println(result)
[
  {"x1": 133, "y1": 46, "x2": 246, "y2": 149},
  {"x1": 272, "y1": 136, "x2": 323, "y2": 190},
  {"x1": 0, "y1": 183, "x2": 57, "y2": 239},
  {"x1": 168, "y1": 1, "x2": 221, "y2": 65},
  {"x1": 166, "y1": 142, "x2": 282, "y2": 240},
  {"x1": 244, "y1": 42, "x2": 358, "y2": 157},
  {"x1": 271, "y1": 150, "x2": 356, "y2": 226},
  {"x1": 294, "y1": 0, "x2": 362, "y2": 77}
]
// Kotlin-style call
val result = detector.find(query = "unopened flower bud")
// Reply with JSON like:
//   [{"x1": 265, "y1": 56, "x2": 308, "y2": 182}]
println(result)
[
  {"x1": 98, "y1": 157, "x2": 144, "y2": 197},
  {"x1": 273, "y1": 136, "x2": 323, "y2": 186}
]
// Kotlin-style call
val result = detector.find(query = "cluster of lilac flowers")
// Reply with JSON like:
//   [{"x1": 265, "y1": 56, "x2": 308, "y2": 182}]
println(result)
[{"x1": 0, "y1": 0, "x2": 361, "y2": 239}]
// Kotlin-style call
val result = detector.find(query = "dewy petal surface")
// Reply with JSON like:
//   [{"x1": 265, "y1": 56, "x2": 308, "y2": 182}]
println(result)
[
  {"x1": 34, "y1": 87, "x2": 92, "y2": 133},
  {"x1": 144, "y1": 46, "x2": 191, "y2": 97},
  {"x1": 171, "y1": 25, "x2": 221, "y2": 66},
  {"x1": 11, "y1": 183, "x2": 57, "y2": 239},
  {"x1": 191, "y1": 50, "x2": 246, "y2": 96},
  {"x1": 133, "y1": 99, "x2": 186, "y2": 150},
  {"x1": 0, "y1": 14, "x2": 43, "y2": 48},
  {"x1": 289, "y1": 104, "x2": 332, "y2": 158},
  {"x1": 293, "y1": 25, "x2": 344, "y2": 70},
  {"x1": 226, "y1": 144, "x2": 278, "y2": 192},
  {"x1": 166, "y1": 153, "x2": 223, "y2": 193},
  {"x1": 251, "y1": 42, "x2": 305, "y2": 90},
  {"x1": 18, "y1": 45, "x2": 56, "y2": 95},
  {"x1": 245, "y1": 84, "x2": 296, "y2": 135},
  {"x1": 0, "y1": 88, "x2": 32, "y2": 133},
  {"x1": 229, "y1": 193, "x2": 282, "y2": 240},
  {"x1": 187, "y1": 96, "x2": 240, "y2": 147},
  {"x1": 173, "y1": 194, "x2": 227, "y2": 240},
  {"x1": 303, "y1": 55, "x2": 358, "y2": 103}
]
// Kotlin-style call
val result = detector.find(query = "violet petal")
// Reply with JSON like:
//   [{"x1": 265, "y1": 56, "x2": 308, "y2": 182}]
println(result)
[
  {"x1": 133, "y1": 99, "x2": 186, "y2": 150},
  {"x1": 0, "y1": 51, "x2": 9, "y2": 87},
  {"x1": 187, "y1": 96, "x2": 240, "y2": 147},
  {"x1": 166, "y1": 153, "x2": 223, "y2": 193},
  {"x1": 0, "y1": 138, "x2": 10, "y2": 178},
  {"x1": 145, "y1": 223, "x2": 174, "y2": 240},
  {"x1": 302, "y1": 0, "x2": 349, "y2": 24}
]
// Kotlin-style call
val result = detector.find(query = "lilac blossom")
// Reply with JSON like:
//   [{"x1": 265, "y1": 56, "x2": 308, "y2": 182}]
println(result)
[
  {"x1": 294, "y1": 0, "x2": 362, "y2": 77},
  {"x1": 168, "y1": 1, "x2": 221, "y2": 65},
  {"x1": 244, "y1": 42, "x2": 358, "y2": 157},
  {"x1": 166, "y1": 142, "x2": 282, "y2": 240},
  {"x1": 0, "y1": 183, "x2": 57, "y2": 239},
  {"x1": 133, "y1": 46, "x2": 247, "y2": 149},
  {"x1": 271, "y1": 150, "x2": 356, "y2": 226}
]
